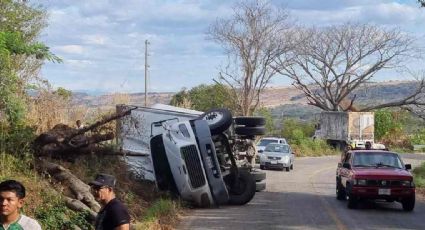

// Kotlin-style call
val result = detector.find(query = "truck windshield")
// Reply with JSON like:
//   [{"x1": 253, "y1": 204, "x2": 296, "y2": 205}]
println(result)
[{"x1": 352, "y1": 152, "x2": 403, "y2": 169}]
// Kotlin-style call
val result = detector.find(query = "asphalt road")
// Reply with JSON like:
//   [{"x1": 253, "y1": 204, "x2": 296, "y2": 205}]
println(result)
[{"x1": 178, "y1": 154, "x2": 425, "y2": 230}]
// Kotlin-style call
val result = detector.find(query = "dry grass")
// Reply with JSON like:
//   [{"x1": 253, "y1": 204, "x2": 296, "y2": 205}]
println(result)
[
  {"x1": 27, "y1": 90, "x2": 87, "y2": 133},
  {"x1": 15, "y1": 90, "x2": 181, "y2": 229}
]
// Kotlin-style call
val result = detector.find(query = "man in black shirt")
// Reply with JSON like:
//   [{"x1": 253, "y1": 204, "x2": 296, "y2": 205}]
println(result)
[{"x1": 89, "y1": 174, "x2": 130, "y2": 230}]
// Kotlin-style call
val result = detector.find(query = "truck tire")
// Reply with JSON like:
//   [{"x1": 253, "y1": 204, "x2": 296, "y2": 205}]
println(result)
[
  {"x1": 251, "y1": 169, "x2": 266, "y2": 182},
  {"x1": 235, "y1": 126, "x2": 266, "y2": 136},
  {"x1": 402, "y1": 196, "x2": 415, "y2": 211},
  {"x1": 199, "y1": 108, "x2": 233, "y2": 135},
  {"x1": 234, "y1": 117, "x2": 265, "y2": 127},
  {"x1": 227, "y1": 170, "x2": 256, "y2": 205}
]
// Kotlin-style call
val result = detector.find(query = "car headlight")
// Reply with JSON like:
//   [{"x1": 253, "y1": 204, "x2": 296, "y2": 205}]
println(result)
[
  {"x1": 354, "y1": 179, "x2": 367, "y2": 186},
  {"x1": 401, "y1": 180, "x2": 414, "y2": 187}
]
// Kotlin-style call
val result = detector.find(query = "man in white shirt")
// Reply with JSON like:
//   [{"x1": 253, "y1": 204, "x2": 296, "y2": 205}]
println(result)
[{"x1": 0, "y1": 180, "x2": 42, "y2": 230}]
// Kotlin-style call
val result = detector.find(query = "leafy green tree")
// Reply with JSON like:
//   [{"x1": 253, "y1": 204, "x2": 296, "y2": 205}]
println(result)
[
  {"x1": 55, "y1": 87, "x2": 73, "y2": 101},
  {"x1": 255, "y1": 107, "x2": 275, "y2": 135},
  {"x1": 0, "y1": 31, "x2": 59, "y2": 126},
  {"x1": 374, "y1": 109, "x2": 408, "y2": 141},
  {"x1": 170, "y1": 84, "x2": 238, "y2": 112},
  {"x1": 281, "y1": 118, "x2": 315, "y2": 142}
]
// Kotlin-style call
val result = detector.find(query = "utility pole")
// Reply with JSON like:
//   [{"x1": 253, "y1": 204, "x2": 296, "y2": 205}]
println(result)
[{"x1": 144, "y1": 40, "x2": 150, "y2": 106}]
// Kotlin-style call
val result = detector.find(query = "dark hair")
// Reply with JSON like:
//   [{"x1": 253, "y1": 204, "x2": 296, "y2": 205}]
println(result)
[{"x1": 0, "y1": 180, "x2": 26, "y2": 198}]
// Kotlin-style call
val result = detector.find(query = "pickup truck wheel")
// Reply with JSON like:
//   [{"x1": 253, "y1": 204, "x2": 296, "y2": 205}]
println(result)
[
  {"x1": 401, "y1": 196, "x2": 415, "y2": 211},
  {"x1": 260, "y1": 165, "x2": 265, "y2": 170},
  {"x1": 235, "y1": 126, "x2": 266, "y2": 136},
  {"x1": 199, "y1": 108, "x2": 233, "y2": 135},
  {"x1": 227, "y1": 170, "x2": 256, "y2": 205},
  {"x1": 347, "y1": 194, "x2": 358, "y2": 209},
  {"x1": 336, "y1": 179, "x2": 346, "y2": 200},
  {"x1": 234, "y1": 117, "x2": 266, "y2": 127}
]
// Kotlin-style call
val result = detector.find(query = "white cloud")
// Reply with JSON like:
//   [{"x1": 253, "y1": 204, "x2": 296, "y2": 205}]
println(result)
[
  {"x1": 39, "y1": 0, "x2": 425, "y2": 93},
  {"x1": 66, "y1": 59, "x2": 93, "y2": 69},
  {"x1": 82, "y1": 35, "x2": 108, "y2": 45},
  {"x1": 54, "y1": 45, "x2": 84, "y2": 54}
]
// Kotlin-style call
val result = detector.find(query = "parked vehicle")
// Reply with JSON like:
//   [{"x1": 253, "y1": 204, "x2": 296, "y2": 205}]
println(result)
[
  {"x1": 336, "y1": 149, "x2": 415, "y2": 211},
  {"x1": 116, "y1": 104, "x2": 266, "y2": 207},
  {"x1": 314, "y1": 112, "x2": 374, "y2": 150},
  {"x1": 259, "y1": 143, "x2": 294, "y2": 171},
  {"x1": 256, "y1": 137, "x2": 287, "y2": 153}
]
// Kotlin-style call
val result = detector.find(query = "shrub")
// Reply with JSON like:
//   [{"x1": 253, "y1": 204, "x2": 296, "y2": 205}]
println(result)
[
  {"x1": 281, "y1": 118, "x2": 315, "y2": 141},
  {"x1": 143, "y1": 198, "x2": 178, "y2": 222},
  {"x1": 290, "y1": 139, "x2": 339, "y2": 157},
  {"x1": 413, "y1": 162, "x2": 425, "y2": 188}
]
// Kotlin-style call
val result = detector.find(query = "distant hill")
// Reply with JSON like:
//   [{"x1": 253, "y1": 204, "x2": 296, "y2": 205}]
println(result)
[
  {"x1": 265, "y1": 80, "x2": 419, "y2": 121},
  {"x1": 71, "y1": 80, "x2": 419, "y2": 119}
]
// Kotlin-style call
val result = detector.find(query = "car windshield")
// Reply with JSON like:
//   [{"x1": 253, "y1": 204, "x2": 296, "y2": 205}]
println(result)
[
  {"x1": 264, "y1": 144, "x2": 290, "y2": 154},
  {"x1": 352, "y1": 152, "x2": 403, "y2": 169},
  {"x1": 258, "y1": 139, "x2": 279, "y2": 146}
]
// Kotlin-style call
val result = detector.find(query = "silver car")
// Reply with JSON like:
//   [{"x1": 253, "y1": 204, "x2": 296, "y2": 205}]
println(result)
[
  {"x1": 256, "y1": 137, "x2": 287, "y2": 153},
  {"x1": 259, "y1": 143, "x2": 294, "y2": 171}
]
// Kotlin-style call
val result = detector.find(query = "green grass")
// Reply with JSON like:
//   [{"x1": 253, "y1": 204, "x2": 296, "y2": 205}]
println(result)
[
  {"x1": 0, "y1": 152, "x2": 93, "y2": 230},
  {"x1": 132, "y1": 198, "x2": 181, "y2": 230},
  {"x1": 143, "y1": 198, "x2": 179, "y2": 221},
  {"x1": 291, "y1": 139, "x2": 340, "y2": 157},
  {"x1": 413, "y1": 162, "x2": 425, "y2": 188}
]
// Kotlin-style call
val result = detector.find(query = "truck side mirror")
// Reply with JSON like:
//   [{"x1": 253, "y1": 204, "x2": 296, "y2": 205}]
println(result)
[
  {"x1": 342, "y1": 162, "x2": 351, "y2": 169},
  {"x1": 405, "y1": 164, "x2": 412, "y2": 170}
]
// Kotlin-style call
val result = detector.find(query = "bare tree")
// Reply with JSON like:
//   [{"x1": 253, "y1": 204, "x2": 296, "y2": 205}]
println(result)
[
  {"x1": 208, "y1": 0, "x2": 294, "y2": 116},
  {"x1": 276, "y1": 23, "x2": 424, "y2": 111},
  {"x1": 419, "y1": 0, "x2": 425, "y2": 7}
]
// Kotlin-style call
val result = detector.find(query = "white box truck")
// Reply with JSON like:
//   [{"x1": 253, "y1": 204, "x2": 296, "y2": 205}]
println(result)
[{"x1": 314, "y1": 111, "x2": 375, "y2": 150}]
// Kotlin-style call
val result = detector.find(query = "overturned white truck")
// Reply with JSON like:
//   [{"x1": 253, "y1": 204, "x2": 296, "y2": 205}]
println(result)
[{"x1": 116, "y1": 104, "x2": 266, "y2": 207}]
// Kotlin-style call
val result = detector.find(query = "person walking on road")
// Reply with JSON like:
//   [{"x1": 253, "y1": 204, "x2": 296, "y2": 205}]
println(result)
[
  {"x1": 0, "y1": 180, "x2": 42, "y2": 230},
  {"x1": 89, "y1": 173, "x2": 130, "y2": 230}
]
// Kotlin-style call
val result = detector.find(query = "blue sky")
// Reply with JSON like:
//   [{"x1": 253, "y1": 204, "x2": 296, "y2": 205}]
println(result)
[{"x1": 38, "y1": 0, "x2": 425, "y2": 94}]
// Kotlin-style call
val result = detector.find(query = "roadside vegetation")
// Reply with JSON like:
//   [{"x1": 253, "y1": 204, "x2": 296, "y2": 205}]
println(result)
[
  {"x1": 0, "y1": 1, "x2": 180, "y2": 229},
  {"x1": 413, "y1": 162, "x2": 425, "y2": 188},
  {"x1": 413, "y1": 162, "x2": 425, "y2": 198}
]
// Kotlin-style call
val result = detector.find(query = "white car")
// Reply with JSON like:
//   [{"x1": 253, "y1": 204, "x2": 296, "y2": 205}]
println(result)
[
  {"x1": 259, "y1": 143, "x2": 294, "y2": 171},
  {"x1": 256, "y1": 137, "x2": 287, "y2": 153}
]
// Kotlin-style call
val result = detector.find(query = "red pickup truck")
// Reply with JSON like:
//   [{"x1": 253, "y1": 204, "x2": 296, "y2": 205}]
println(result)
[{"x1": 336, "y1": 150, "x2": 415, "y2": 211}]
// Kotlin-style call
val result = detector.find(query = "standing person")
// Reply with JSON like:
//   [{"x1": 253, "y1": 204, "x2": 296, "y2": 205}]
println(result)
[
  {"x1": 76, "y1": 120, "x2": 85, "y2": 129},
  {"x1": 89, "y1": 174, "x2": 130, "y2": 230},
  {"x1": 0, "y1": 180, "x2": 42, "y2": 230}
]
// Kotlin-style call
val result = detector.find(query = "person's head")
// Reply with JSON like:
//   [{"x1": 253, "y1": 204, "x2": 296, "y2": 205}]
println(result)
[
  {"x1": 0, "y1": 180, "x2": 26, "y2": 220},
  {"x1": 76, "y1": 120, "x2": 82, "y2": 127},
  {"x1": 365, "y1": 141, "x2": 372, "y2": 150},
  {"x1": 89, "y1": 174, "x2": 116, "y2": 205}
]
